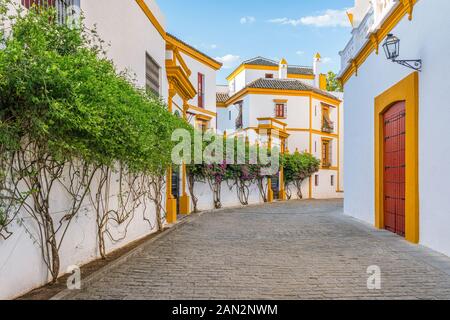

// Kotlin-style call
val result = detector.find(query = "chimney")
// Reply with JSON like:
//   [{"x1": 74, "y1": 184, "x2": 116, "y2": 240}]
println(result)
[
  {"x1": 279, "y1": 58, "x2": 288, "y2": 79},
  {"x1": 313, "y1": 53, "x2": 321, "y2": 88}
]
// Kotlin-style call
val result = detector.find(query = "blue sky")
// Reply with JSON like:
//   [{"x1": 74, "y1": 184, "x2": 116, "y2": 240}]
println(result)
[{"x1": 158, "y1": 0, "x2": 354, "y2": 84}]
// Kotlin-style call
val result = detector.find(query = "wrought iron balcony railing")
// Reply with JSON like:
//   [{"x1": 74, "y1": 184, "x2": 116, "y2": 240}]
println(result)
[
  {"x1": 322, "y1": 118, "x2": 335, "y2": 133},
  {"x1": 21, "y1": 0, "x2": 80, "y2": 25}
]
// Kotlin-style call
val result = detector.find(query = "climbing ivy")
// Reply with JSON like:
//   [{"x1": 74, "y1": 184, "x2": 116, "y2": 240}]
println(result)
[{"x1": 0, "y1": 2, "x2": 191, "y2": 280}]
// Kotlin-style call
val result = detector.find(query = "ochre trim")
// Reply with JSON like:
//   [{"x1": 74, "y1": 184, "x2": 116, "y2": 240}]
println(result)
[
  {"x1": 166, "y1": 65, "x2": 197, "y2": 100},
  {"x1": 195, "y1": 113, "x2": 213, "y2": 121},
  {"x1": 287, "y1": 128, "x2": 338, "y2": 139},
  {"x1": 274, "y1": 99, "x2": 288, "y2": 103},
  {"x1": 135, "y1": 0, "x2": 165, "y2": 38},
  {"x1": 287, "y1": 74, "x2": 315, "y2": 80},
  {"x1": 227, "y1": 64, "x2": 314, "y2": 82},
  {"x1": 339, "y1": 0, "x2": 418, "y2": 85},
  {"x1": 226, "y1": 88, "x2": 341, "y2": 107},
  {"x1": 187, "y1": 104, "x2": 217, "y2": 117},
  {"x1": 374, "y1": 72, "x2": 419, "y2": 244},
  {"x1": 166, "y1": 34, "x2": 222, "y2": 70}
]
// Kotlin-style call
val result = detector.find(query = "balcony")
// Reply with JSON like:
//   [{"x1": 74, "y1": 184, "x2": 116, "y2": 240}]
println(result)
[
  {"x1": 339, "y1": 0, "x2": 399, "y2": 76},
  {"x1": 322, "y1": 118, "x2": 335, "y2": 134},
  {"x1": 21, "y1": 0, "x2": 80, "y2": 25}
]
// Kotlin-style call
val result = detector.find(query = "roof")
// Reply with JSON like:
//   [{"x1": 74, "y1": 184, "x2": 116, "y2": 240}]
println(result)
[
  {"x1": 228, "y1": 56, "x2": 314, "y2": 80},
  {"x1": 287, "y1": 66, "x2": 314, "y2": 76},
  {"x1": 238, "y1": 78, "x2": 339, "y2": 101},
  {"x1": 216, "y1": 92, "x2": 230, "y2": 104},
  {"x1": 242, "y1": 56, "x2": 278, "y2": 66},
  {"x1": 166, "y1": 33, "x2": 222, "y2": 70}
]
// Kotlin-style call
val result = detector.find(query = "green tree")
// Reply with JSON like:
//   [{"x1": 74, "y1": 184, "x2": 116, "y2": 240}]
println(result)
[
  {"x1": 326, "y1": 71, "x2": 343, "y2": 92},
  {"x1": 281, "y1": 151, "x2": 320, "y2": 199}
]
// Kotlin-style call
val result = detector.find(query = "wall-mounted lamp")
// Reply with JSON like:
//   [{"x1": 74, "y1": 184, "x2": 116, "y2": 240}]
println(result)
[{"x1": 382, "y1": 34, "x2": 422, "y2": 71}]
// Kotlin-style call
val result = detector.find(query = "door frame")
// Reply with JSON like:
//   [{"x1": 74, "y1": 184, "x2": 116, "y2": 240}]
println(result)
[{"x1": 374, "y1": 72, "x2": 419, "y2": 244}]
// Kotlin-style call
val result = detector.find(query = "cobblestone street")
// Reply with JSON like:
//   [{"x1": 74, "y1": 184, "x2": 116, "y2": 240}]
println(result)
[{"x1": 63, "y1": 200, "x2": 450, "y2": 300}]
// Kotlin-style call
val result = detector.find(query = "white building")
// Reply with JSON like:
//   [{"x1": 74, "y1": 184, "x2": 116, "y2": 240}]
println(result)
[
  {"x1": 82, "y1": 1, "x2": 223, "y2": 220},
  {"x1": 340, "y1": 0, "x2": 450, "y2": 256},
  {"x1": 217, "y1": 56, "x2": 344, "y2": 200},
  {"x1": 0, "y1": 0, "x2": 222, "y2": 299}
]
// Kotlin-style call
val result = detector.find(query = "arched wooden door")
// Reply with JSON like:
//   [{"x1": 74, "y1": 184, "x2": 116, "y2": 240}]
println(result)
[{"x1": 383, "y1": 101, "x2": 406, "y2": 237}]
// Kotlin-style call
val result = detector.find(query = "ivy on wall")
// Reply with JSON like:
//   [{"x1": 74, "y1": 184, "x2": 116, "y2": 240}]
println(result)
[{"x1": 0, "y1": 2, "x2": 191, "y2": 281}]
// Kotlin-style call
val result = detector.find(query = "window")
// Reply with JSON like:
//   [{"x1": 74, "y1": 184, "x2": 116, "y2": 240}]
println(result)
[
  {"x1": 235, "y1": 101, "x2": 243, "y2": 130},
  {"x1": 275, "y1": 103, "x2": 286, "y2": 118},
  {"x1": 322, "y1": 139, "x2": 332, "y2": 168},
  {"x1": 322, "y1": 105, "x2": 334, "y2": 133},
  {"x1": 331, "y1": 175, "x2": 335, "y2": 186},
  {"x1": 229, "y1": 111, "x2": 232, "y2": 121},
  {"x1": 315, "y1": 141, "x2": 317, "y2": 153},
  {"x1": 198, "y1": 73, "x2": 205, "y2": 108},
  {"x1": 265, "y1": 73, "x2": 274, "y2": 79},
  {"x1": 21, "y1": 0, "x2": 78, "y2": 24},
  {"x1": 146, "y1": 53, "x2": 160, "y2": 95},
  {"x1": 315, "y1": 175, "x2": 319, "y2": 187}
]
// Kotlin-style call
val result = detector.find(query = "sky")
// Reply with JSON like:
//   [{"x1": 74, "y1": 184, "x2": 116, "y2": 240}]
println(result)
[{"x1": 158, "y1": 0, "x2": 355, "y2": 84}]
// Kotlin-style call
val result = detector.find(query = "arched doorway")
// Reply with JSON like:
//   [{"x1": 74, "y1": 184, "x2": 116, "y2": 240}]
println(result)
[
  {"x1": 374, "y1": 72, "x2": 419, "y2": 244},
  {"x1": 383, "y1": 101, "x2": 406, "y2": 237}
]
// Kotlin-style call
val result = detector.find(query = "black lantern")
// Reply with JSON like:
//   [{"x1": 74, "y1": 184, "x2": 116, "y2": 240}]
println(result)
[
  {"x1": 383, "y1": 34, "x2": 400, "y2": 60},
  {"x1": 382, "y1": 33, "x2": 422, "y2": 71}
]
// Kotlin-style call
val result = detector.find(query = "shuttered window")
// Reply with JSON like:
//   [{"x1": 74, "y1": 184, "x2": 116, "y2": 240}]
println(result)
[
  {"x1": 198, "y1": 73, "x2": 205, "y2": 108},
  {"x1": 322, "y1": 139, "x2": 332, "y2": 168},
  {"x1": 275, "y1": 103, "x2": 287, "y2": 118},
  {"x1": 146, "y1": 53, "x2": 160, "y2": 96}
]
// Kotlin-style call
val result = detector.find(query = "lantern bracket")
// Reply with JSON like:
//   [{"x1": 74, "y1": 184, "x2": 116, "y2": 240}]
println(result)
[{"x1": 392, "y1": 59, "x2": 422, "y2": 71}]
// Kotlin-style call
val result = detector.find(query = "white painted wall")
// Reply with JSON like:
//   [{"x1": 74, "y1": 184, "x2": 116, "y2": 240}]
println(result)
[
  {"x1": 0, "y1": 167, "x2": 163, "y2": 300},
  {"x1": 217, "y1": 92, "x2": 344, "y2": 200},
  {"x1": 81, "y1": 0, "x2": 168, "y2": 99},
  {"x1": 182, "y1": 52, "x2": 217, "y2": 114},
  {"x1": 0, "y1": 0, "x2": 172, "y2": 300},
  {"x1": 343, "y1": 0, "x2": 450, "y2": 256}
]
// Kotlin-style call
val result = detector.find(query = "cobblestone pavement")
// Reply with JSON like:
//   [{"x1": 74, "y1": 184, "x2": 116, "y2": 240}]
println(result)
[{"x1": 65, "y1": 200, "x2": 450, "y2": 300}]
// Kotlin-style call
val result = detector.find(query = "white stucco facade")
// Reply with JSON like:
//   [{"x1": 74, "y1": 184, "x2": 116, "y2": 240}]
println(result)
[
  {"x1": 341, "y1": 0, "x2": 450, "y2": 256},
  {"x1": 0, "y1": 0, "x2": 221, "y2": 299},
  {"x1": 82, "y1": 0, "x2": 168, "y2": 99},
  {"x1": 218, "y1": 57, "x2": 344, "y2": 200}
]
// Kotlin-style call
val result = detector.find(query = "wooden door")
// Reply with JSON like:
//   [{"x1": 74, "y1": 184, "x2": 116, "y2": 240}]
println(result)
[{"x1": 383, "y1": 101, "x2": 406, "y2": 237}]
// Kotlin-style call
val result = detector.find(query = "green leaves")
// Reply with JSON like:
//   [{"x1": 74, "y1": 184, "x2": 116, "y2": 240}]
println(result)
[
  {"x1": 326, "y1": 71, "x2": 343, "y2": 92},
  {"x1": 281, "y1": 151, "x2": 320, "y2": 184},
  {"x1": 0, "y1": 3, "x2": 189, "y2": 175}
]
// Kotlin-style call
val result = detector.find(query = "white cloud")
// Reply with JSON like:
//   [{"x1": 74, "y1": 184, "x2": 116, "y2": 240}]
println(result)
[
  {"x1": 215, "y1": 54, "x2": 241, "y2": 69},
  {"x1": 296, "y1": 51, "x2": 305, "y2": 55},
  {"x1": 210, "y1": 44, "x2": 218, "y2": 49},
  {"x1": 322, "y1": 57, "x2": 332, "y2": 64},
  {"x1": 269, "y1": 9, "x2": 350, "y2": 28},
  {"x1": 240, "y1": 16, "x2": 256, "y2": 24}
]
